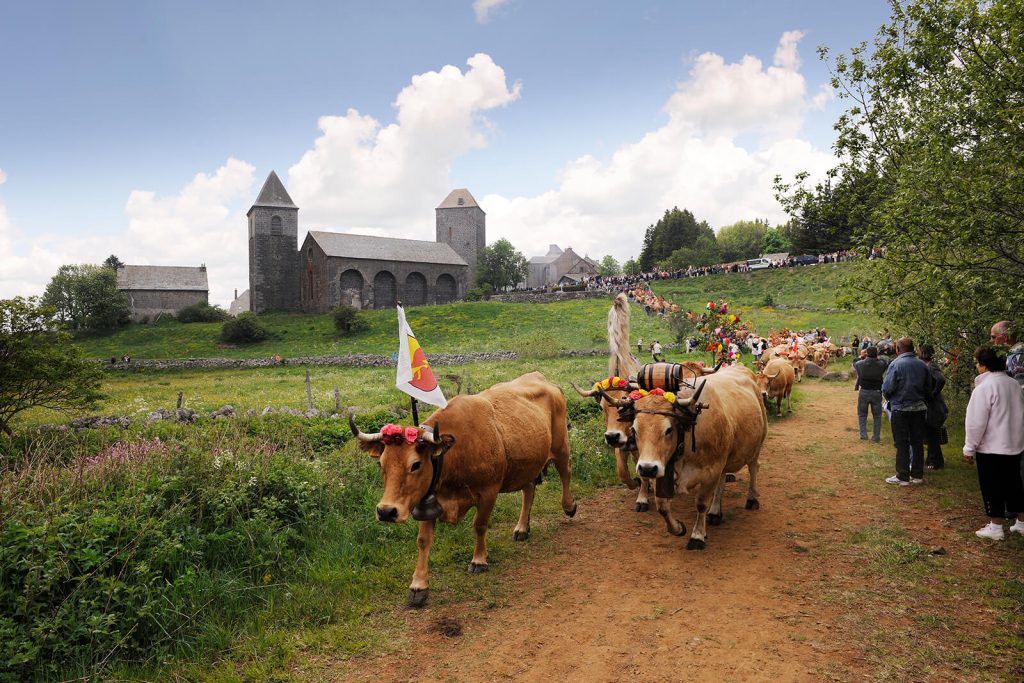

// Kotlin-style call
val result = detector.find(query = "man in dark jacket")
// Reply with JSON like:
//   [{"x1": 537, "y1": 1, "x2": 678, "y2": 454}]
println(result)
[
  {"x1": 881, "y1": 337, "x2": 934, "y2": 485},
  {"x1": 919, "y1": 344, "x2": 948, "y2": 470},
  {"x1": 854, "y1": 346, "x2": 887, "y2": 442}
]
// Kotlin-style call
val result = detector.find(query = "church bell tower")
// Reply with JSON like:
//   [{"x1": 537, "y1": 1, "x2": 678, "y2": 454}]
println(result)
[{"x1": 248, "y1": 171, "x2": 300, "y2": 313}]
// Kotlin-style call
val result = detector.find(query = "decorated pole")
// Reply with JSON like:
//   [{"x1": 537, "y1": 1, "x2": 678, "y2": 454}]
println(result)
[{"x1": 395, "y1": 301, "x2": 447, "y2": 427}]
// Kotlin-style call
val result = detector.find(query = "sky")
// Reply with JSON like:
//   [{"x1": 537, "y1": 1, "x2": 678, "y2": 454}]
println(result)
[{"x1": 0, "y1": 0, "x2": 892, "y2": 307}]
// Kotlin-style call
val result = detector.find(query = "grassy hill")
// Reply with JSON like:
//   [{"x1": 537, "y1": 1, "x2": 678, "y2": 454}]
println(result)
[{"x1": 75, "y1": 261, "x2": 880, "y2": 361}]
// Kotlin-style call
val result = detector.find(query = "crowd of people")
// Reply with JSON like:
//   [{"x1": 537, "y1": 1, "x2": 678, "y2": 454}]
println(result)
[{"x1": 854, "y1": 320, "x2": 1024, "y2": 541}]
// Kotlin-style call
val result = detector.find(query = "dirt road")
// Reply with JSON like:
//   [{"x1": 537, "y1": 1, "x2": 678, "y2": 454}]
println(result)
[{"x1": 315, "y1": 380, "x2": 1021, "y2": 682}]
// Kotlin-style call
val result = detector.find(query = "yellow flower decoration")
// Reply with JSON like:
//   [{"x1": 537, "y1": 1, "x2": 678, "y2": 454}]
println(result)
[{"x1": 663, "y1": 392, "x2": 676, "y2": 403}]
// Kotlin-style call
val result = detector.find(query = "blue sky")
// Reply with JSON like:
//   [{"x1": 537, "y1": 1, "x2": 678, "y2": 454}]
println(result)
[{"x1": 0, "y1": 0, "x2": 891, "y2": 305}]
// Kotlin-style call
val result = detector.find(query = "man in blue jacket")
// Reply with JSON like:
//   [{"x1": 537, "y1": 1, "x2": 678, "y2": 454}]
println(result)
[{"x1": 881, "y1": 337, "x2": 934, "y2": 485}]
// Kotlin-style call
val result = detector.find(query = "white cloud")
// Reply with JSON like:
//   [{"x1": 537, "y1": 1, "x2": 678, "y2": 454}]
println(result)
[
  {"x1": 288, "y1": 53, "x2": 520, "y2": 235},
  {"x1": 483, "y1": 32, "x2": 835, "y2": 264},
  {"x1": 473, "y1": 0, "x2": 512, "y2": 23}
]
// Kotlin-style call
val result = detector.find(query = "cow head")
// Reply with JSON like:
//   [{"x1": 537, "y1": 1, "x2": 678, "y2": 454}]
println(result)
[
  {"x1": 572, "y1": 377, "x2": 635, "y2": 449},
  {"x1": 757, "y1": 370, "x2": 780, "y2": 403},
  {"x1": 600, "y1": 381, "x2": 707, "y2": 479},
  {"x1": 349, "y1": 414, "x2": 455, "y2": 523}
]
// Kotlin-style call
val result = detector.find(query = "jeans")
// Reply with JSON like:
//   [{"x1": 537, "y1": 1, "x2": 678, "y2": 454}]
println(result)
[
  {"x1": 857, "y1": 389, "x2": 882, "y2": 440},
  {"x1": 891, "y1": 409, "x2": 927, "y2": 480}
]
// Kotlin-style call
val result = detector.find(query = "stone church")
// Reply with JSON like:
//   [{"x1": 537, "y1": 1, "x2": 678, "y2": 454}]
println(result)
[{"x1": 243, "y1": 171, "x2": 482, "y2": 313}]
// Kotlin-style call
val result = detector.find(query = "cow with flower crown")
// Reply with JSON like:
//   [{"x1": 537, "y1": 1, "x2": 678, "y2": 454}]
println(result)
[{"x1": 349, "y1": 370, "x2": 576, "y2": 607}]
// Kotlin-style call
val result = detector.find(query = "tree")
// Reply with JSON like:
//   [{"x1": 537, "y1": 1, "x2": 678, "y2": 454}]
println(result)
[
  {"x1": 42, "y1": 264, "x2": 129, "y2": 331},
  {"x1": 622, "y1": 258, "x2": 641, "y2": 275},
  {"x1": 476, "y1": 239, "x2": 528, "y2": 292},
  {"x1": 774, "y1": 167, "x2": 882, "y2": 254},
  {"x1": 331, "y1": 304, "x2": 367, "y2": 334},
  {"x1": 637, "y1": 208, "x2": 711, "y2": 271},
  {"x1": 716, "y1": 220, "x2": 768, "y2": 262},
  {"x1": 664, "y1": 234, "x2": 721, "y2": 270},
  {"x1": 220, "y1": 312, "x2": 268, "y2": 344},
  {"x1": 762, "y1": 224, "x2": 793, "y2": 254},
  {"x1": 102, "y1": 254, "x2": 124, "y2": 270},
  {"x1": 597, "y1": 255, "x2": 621, "y2": 277},
  {"x1": 811, "y1": 0, "x2": 1024, "y2": 358},
  {"x1": 0, "y1": 297, "x2": 105, "y2": 436}
]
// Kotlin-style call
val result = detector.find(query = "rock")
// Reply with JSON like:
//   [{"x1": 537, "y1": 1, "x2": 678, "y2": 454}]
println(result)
[
  {"x1": 210, "y1": 405, "x2": 236, "y2": 419},
  {"x1": 803, "y1": 362, "x2": 828, "y2": 378},
  {"x1": 822, "y1": 372, "x2": 849, "y2": 382},
  {"x1": 929, "y1": 547, "x2": 947, "y2": 555},
  {"x1": 261, "y1": 406, "x2": 274, "y2": 416}
]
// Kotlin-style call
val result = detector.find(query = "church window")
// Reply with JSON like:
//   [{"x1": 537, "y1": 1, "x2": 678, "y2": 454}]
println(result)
[
  {"x1": 271, "y1": 216, "x2": 282, "y2": 235},
  {"x1": 457, "y1": 197, "x2": 464, "y2": 206}
]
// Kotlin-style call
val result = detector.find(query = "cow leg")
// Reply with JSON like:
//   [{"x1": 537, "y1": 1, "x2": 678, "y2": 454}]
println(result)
[
  {"x1": 616, "y1": 448, "x2": 638, "y2": 490},
  {"x1": 408, "y1": 520, "x2": 436, "y2": 608},
  {"x1": 551, "y1": 443, "x2": 577, "y2": 518},
  {"x1": 707, "y1": 474, "x2": 726, "y2": 526},
  {"x1": 469, "y1": 494, "x2": 496, "y2": 573},
  {"x1": 654, "y1": 494, "x2": 686, "y2": 536},
  {"x1": 687, "y1": 485, "x2": 716, "y2": 550},
  {"x1": 787, "y1": 390, "x2": 793, "y2": 414},
  {"x1": 775, "y1": 396, "x2": 783, "y2": 418},
  {"x1": 513, "y1": 482, "x2": 535, "y2": 541},
  {"x1": 745, "y1": 460, "x2": 761, "y2": 510},
  {"x1": 635, "y1": 475, "x2": 651, "y2": 512}
]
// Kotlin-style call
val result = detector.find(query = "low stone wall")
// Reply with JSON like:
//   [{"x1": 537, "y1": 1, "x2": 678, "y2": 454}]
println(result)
[
  {"x1": 100, "y1": 351, "x2": 520, "y2": 372},
  {"x1": 489, "y1": 289, "x2": 612, "y2": 304}
]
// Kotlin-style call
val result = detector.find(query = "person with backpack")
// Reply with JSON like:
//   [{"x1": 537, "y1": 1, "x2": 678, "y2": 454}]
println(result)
[{"x1": 919, "y1": 344, "x2": 948, "y2": 470}]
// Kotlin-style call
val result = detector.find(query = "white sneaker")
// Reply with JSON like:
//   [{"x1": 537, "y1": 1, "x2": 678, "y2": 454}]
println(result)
[
  {"x1": 975, "y1": 523, "x2": 1005, "y2": 541},
  {"x1": 909, "y1": 477, "x2": 924, "y2": 485},
  {"x1": 1010, "y1": 521, "x2": 1024, "y2": 536},
  {"x1": 885, "y1": 475, "x2": 910, "y2": 486}
]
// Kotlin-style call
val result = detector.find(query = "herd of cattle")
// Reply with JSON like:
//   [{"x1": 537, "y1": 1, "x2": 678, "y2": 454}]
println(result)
[{"x1": 348, "y1": 294, "x2": 802, "y2": 607}]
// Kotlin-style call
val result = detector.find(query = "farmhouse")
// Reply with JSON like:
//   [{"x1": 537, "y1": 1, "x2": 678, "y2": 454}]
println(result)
[
  {"x1": 526, "y1": 244, "x2": 598, "y2": 289},
  {"x1": 240, "y1": 171, "x2": 481, "y2": 313},
  {"x1": 116, "y1": 264, "x2": 209, "y2": 322}
]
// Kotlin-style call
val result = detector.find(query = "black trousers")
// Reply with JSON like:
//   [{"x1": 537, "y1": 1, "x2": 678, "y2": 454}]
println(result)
[
  {"x1": 890, "y1": 409, "x2": 926, "y2": 480},
  {"x1": 924, "y1": 424, "x2": 944, "y2": 469},
  {"x1": 976, "y1": 452, "x2": 1024, "y2": 518}
]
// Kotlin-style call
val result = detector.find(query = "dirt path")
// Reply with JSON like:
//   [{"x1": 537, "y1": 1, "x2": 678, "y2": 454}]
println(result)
[{"x1": 308, "y1": 380, "x2": 1019, "y2": 682}]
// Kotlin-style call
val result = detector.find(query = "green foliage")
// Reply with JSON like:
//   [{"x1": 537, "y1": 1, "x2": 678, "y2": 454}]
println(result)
[
  {"x1": 774, "y1": 167, "x2": 881, "y2": 254},
  {"x1": 762, "y1": 224, "x2": 793, "y2": 254},
  {"x1": 464, "y1": 283, "x2": 493, "y2": 301},
  {"x1": 176, "y1": 302, "x2": 229, "y2": 324},
  {"x1": 638, "y1": 207, "x2": 714, "y2": 271},
  {"x1": 663, "y1": 234, "x2": 721, "y2": 270},
  {"x1": 622, "y1": 258, "x2": 641, "y2": 275},
  {"x1": 716, "y1": 219, "x2": 768, "y2": 262},
  {"x1": 0, "y1": 297, "x2": 105, "y2": 437},
  {"x1": 102, "y1": 254, "x2": 124, "y2": 270},
  {"x1": 220, "y1": 312, "x2": 269, "y2": 344},
  {"x1": 42, "y1": 263, "x2": 129, "y2": 331},
  {"x1": 476, "y1": 239, "x2": 528, "y2": 292},
  {"x1": 597, "y1": 255, "x2": 621, "y2": 277},
  {"x1": 330, "y1": 304, "x2": 367, "y2": 335}
]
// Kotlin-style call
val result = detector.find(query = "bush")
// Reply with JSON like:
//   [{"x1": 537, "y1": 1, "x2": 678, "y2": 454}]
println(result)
[
  {"x1": 177, "y1": 303, "x2": 229, "y2": 323},
  {"x1": 331, "y1": 305, "x2": 367, "y2": 335},
  {"x1": 465, "y1": 284, "x2": 493, "y2": 301},
  {"x1": 762, "y1": 292, "x2": 775, "y2": 307},
  {"x1": 220, "y1": 312, "x2": 268, "y2": 344}
]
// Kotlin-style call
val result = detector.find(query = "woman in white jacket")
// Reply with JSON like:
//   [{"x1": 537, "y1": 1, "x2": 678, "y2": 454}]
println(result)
[{"x1": 964, "y1": 345, "x2": 1024, "y2": 540}]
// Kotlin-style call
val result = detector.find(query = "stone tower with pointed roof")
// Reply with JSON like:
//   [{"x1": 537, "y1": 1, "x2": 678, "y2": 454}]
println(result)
[
  {"x1": 436, "y1": 189, "x2": 485, "y2": 287},
  {"x1": 248, "y1": 171, "x2": 300, "y2": 312}
]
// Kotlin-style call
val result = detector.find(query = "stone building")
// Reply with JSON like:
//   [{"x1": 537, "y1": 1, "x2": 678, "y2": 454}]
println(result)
[
  {"x1": 526, "y1": 244, "x2": 598, "y2": 289},
  {"x1": 116, "y1": 264, "x2": 209, "y2": 321},
  {"x1": 243, "y1": 172, "x2": 480, "y2": 313}
]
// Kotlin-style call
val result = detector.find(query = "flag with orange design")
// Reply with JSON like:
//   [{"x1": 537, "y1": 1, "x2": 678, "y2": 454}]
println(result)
[{"x1": 396, "y1": 305, "x2": 447, "y2": 408}]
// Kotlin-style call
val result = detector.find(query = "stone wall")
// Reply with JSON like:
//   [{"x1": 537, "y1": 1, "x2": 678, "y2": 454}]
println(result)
[
  {"x1": 123, "y1": 289, "x2": 208, "y2": 322},
  {"x1": 490, "y1": 289, "x2": 612, "y2": 304},
  {"x1": 100, "y1": 351, "x2": 519, "y2": 372}
]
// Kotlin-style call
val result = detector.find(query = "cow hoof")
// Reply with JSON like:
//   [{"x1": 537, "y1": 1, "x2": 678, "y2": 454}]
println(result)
[
  {"x1": 707, "y1": 513, "x2": 723, "y2": 526},
  {"x1": 565, "y1": 502, "x2": 578, "y2": 518},
  {"x1": 724, "y1": 473, "x2": 737, "y2": 483},
  {"x1": 672, "y1": 523, "x2": 687, "y2": 537},
  {"x1": 407, "y1": 588, "x2": 429, "y2": 608},
  {"x1": 634, "y1": 502, "x2": 649, "y2": 512},
  {"x1": 686, "y1": 538, "x2": 706, "y2": 551},
  {"x1": 468, "y1": 562, "x2": 489, "y2": 574},
  {"x1": 745, "y1": 499, "x2": 760, "y2": 510},
  {"x1": 513, "y1": 529, "x2": 530, "y2": 542}
]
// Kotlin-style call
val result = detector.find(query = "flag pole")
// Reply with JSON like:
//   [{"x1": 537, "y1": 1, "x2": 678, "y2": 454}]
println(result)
[{"x1": 397, "y1": 300, "x2": 421, "y2": 425}]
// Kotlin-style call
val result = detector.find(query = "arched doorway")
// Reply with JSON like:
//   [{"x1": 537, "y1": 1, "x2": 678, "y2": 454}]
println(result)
[
  {"x1": 436, "y1": 273, "x2": 457, "y2": 304},
  {"x1": 404, "y1": 272, "x2": 427, "y2": 306},
  {"x1": 373, "y1": 270, "x2": 397, "y2": 309},
  {"x1": 340, "y1": 269, "x2": 364, "y2": 309}
]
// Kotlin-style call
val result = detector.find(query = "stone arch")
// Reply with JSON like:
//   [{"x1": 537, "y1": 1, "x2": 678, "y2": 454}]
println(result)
[
  {"x1": 373, "y1": 270, "x2": 397, "y2": 309},
  {"x1": 436, "y1": 273, "x2": 457, "y2": 304},
  {"x1": 340, "y1": 269, "x2": 364, "y2": 309},
  {"x1": 404, "y1": 272, "x2": 427, "y2": 306}
]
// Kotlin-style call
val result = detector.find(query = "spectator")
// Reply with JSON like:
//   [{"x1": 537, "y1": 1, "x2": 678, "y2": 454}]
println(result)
[
  {"x1": 854, "y1": 346, "x2": 887, "y2": 442},
  {"x1": 963, "y1": 345, "x2": 1024, "y2": 540},
  {"x1": 920, "y1": 344, "x2": 948, "y2": 470},
  {"x1": 651, "y1": 340, "x2": 664, "y2": 362},
  {"x1": 882, "y1": 337, "x2": 933, "y2": 485},
  {"x1": 637, "y1": 337, "x2": 644, "y2": 355},
  {"x1": 991, "y1": 320, "x2": 1024, "y2": 387}
]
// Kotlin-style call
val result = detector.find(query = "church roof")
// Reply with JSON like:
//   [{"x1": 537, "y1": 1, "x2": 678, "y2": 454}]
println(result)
[
  {"x1": 252, "y1": 171, "x2": 297, "y2": 209},
  {"x1": 436, "y1": 189, "x2": 482, "y2": 211},
  {"x1": 308, "y1": 231, "x2": 468, "y2": 266},
  {"x1": 116, "y1": 265, "x2": 209, "y2": 291}
]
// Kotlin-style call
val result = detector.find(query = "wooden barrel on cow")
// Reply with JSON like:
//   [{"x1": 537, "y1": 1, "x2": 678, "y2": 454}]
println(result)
[{"x1": 636, "y1": 363, "x2": 684, "y2": 393}]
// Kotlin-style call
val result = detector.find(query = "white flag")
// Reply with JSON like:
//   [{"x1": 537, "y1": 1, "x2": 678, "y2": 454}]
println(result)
[{"x1": 396, "y1": 305, "x2": 447, "y2": 408}]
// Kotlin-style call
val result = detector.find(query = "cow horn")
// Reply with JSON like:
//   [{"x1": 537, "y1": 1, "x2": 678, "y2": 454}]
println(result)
[
  {"x1": 570, "y1": 382, "x2": 598, "y2": 398},
  {"x1": 597, "y1": 386, "x2": 633, "y2": 407},
  {"x1": 702, "y1": 361, "x2": 725, "y2": 375},
  {"x1": 676, "y1": 379, "x2": 707, "y2": 408},
  {"x1": 421, "y1": 422, "x2": 442, "y2": 444},
  {"x1": 767, "y1": 371, "x2": 780, "y2": 379},
  {"x1": 348, "y1": 413, "x2": 384, "y2": 442}
]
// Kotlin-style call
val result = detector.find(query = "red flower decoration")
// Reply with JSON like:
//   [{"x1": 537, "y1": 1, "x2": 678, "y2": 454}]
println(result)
[
  {"x1": 650, "y1": 388, "x2": 665, "y2": 396},
  {"x1": 615, "y1": 378, "x2": 628, "y2": 388},
  {"x1": 629, "y1": 390, "x2": 644, "y2": 400},
  {"x1": 405, "y1": 426, "x2": 420, "y2": 444}
]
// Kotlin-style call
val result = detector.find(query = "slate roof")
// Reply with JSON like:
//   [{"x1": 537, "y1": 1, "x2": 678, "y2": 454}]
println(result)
[
  {"x1": 308, "y1": 231, "x2": 468, "y2": 266},
  {"x1": 116, "y1": 265, "x2": 209, "y2": 291},
  {"x1": 252, "y1": 170, "x2": 297, "y2": 209},
  {"x1": 436, "y1": 188, "x2": 482, "y2": 211}
]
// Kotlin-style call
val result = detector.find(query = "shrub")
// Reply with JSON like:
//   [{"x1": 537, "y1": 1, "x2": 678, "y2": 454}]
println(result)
[
  {"x1": 762, "y1": 292, "x2": 775, "y2": 307},
  {"x1": 465, "y1": 284, "x2": 493, "y2": 301},
  {"x1": 331, "y1": 305, "x2": 367, "y2": 335},
  {"x1": 177, "y1": 303, "x2": 229, "y2": 323},
  {"x1": 220, "y1": 312, "x2": 268, "y2": 344}
]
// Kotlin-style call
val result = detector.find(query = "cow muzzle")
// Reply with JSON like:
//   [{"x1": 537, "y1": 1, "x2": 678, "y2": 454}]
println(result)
[
  {"x1": 636, "y1": 461, "x2": 662, "y2": 478},
  {"x1": 376, "y1": 505, "x2": 399, "y2": 523},
  {"x1": 604, "y1": 430, "x2": 627, "y2": 447}
]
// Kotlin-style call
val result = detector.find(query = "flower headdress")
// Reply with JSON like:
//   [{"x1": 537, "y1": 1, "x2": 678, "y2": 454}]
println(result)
[
  {"x1": 628, "y1": 387, "x2": 677, "y2": 404},
  {"x1": 593, "y1": 376, "x2": 629, "y2": 391},
  {"x1": 380, "y1": 423, "x2": 421, "y2": 446}
]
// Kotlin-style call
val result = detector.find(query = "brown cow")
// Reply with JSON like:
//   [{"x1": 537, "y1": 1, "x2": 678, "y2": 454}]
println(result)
[
  {"x1": 603, "y1": 364, "x2": 767, "y2": 549},
  {"x1": 350, "y1": 371, "x2": 576, "y2": 607},
  {"x1": 757, "y1": 357, "x2": 795, "y2": 417}
]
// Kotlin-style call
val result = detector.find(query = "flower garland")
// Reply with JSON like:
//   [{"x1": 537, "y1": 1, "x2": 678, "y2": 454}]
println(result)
[
  {"x1": 381, "y1": 423, "x2": 421, "y2": 445},
  {"x1": 628, "y1": 387, "x2": 677, "y2": 404},
  {"x1": 593, "y1": 376, "x2": 629, "y2": 391}
]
